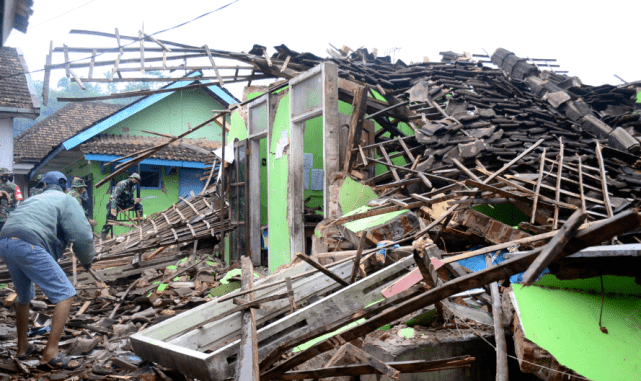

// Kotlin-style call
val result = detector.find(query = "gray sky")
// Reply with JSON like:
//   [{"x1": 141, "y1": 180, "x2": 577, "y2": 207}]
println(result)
[{"x1": 6, "y1": 0, "x2": 640, "y2": 101}]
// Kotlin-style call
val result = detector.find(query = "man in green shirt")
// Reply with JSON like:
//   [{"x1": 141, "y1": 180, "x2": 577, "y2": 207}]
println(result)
[{"x1": 0, "y1": 171, "x2": 95, "y2": 369}]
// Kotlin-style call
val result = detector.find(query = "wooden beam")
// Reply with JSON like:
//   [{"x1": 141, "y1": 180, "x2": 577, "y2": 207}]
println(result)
[
  {"x1": 521, "y1": 209, "x2": 587, "y2": 286},
  {"x1": 261, "y1": 210, "x2": 639, "y2": 379},
  {"x1": 350, "y1": 233, "x2": 367, "y2": 284},
  {"x1": 270, "y1": 357, "x2": 474, "y2": 380},
  {"x1": 295, "y1": 252, "x2": 349, "y2": 287},
  {"x1": 285, "y1": 277, "x2": 296, "y2": 313},
  {"x1": 235, "y1": 256, "x2": 259, "y2": 381},
  {"x1": 344, "y1": 343, "x2": 400, "y2": 380},
  {"x1": 88, "y1": 48, "x2": 96, "y2": 79},
  {"x1": 139, "y1": 30, "x2": 145, "y2": 74},
  {"x1": 577, "y1": 154, "x2": 587, "y2": 213},
  {"x1": 63, "y1": 44, "x2": 70, "y2": 77},
  {"x1": 343, "y1": 85, "x2": 369, "y2": 173},
  {"x1": 42, "y1": 41, "x2": 53, "y2": 106},
  {"x1": 452, "y1": 158, "x2": 481, "y2": 182},
  {"x1": 553, "y1": 138, "x2": 564, "y2": 230},
  {"x1": 58, "y1": 77, "x2": 269, "y2": 101},
  {"x1": 530, "y1": 148, "x2": 547, "y2": 224},
  {"x1": 596, "y1": 142, "x2": 614, "y2": 218},
  {"x1": 203, "y1": 44, "x2": 224, "y2": 87},
  {"x1": 486, "y1": 254, "x2": 508, "y2": 381}
]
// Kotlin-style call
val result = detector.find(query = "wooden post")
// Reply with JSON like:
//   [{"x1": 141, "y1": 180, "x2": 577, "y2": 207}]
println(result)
[
  {"x1": 343, "y1": 85, "x2": 369, "y2": 173},
  {"x1": 350, "y1": 233, "x2": 367, "y2": 284},
  {"x1": 235, "y1": 256, "x2": 259, "y2": 381},
  {"x1": 553, "y1": 138, "x2": 564, "y2": 230},
  {"x1": 577, "y1": 154, "x2": 587, "y2": 213},
  {"x1": 521, "y1": 209, "x2": 587, "y2": 286},
  {"x1": 42, "y1": 41, "x2": 53, "y2": 106},
  {"x1": 344, "y1": 343, "x2": 400, "y2": 380},
  {"x1": 285, "y1": 277, "x2": 296, "y2": 313},
  {"x1": 530, "y1": 148, "x2": 546, "y2": 224},
  {"x1": 486, "y1": 254, "x2": 508, "y2": 381}
]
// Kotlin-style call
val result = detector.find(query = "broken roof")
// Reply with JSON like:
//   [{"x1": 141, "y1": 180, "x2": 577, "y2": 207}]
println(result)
[
  {"x1": 0, "y1": 47, "x2": 39, "y2": 117},
  {"x1": 80, "y1": 134, "x2": 218, "y2": 164}
]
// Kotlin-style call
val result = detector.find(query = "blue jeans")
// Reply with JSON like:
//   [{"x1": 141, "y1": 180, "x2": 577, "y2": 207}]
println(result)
[{"x1": 0, "y1": 238, "x2": 75, "y2": 304}]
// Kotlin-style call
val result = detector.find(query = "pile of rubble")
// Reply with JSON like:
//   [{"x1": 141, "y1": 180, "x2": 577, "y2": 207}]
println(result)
[{"x1": 0, "y1": 42, "x2": 640, "y2": 381}]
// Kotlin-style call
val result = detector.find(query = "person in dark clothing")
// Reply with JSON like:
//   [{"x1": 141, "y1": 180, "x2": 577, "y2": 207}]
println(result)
[
  {"x1": 0, "y1": 171, "x2": 95, "y2": 369},
  {"x1": 29, "y1": 174, "x2": 45, "y2": 197},
  {"x1": 100, "y1": 173, "x2": 142, "y2": 239}
]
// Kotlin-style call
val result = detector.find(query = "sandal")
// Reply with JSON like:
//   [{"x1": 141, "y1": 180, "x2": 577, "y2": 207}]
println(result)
[
  {"x1": 45, "y1": 353, "x2": 82, "y2": 370},
  {"x1": 16, "y1": 343, "x2": 35, "y2": 360}
]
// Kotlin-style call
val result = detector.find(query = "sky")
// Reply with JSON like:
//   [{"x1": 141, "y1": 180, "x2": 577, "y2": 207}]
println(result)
[{"x1": 5, "y1": 0, "x2": 640, "y2": 101}]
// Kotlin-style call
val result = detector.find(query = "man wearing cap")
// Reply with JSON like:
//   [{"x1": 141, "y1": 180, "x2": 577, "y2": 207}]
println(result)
[
  {"x1": 68, "y1": 178, "x2": 97, "y2": 227},
  {"x1": 100, "y1": 173, "x2": 142, "y2": 240},
  {"x1": 0, "y1": 171, "x2": 95, "y2": 369},
  {"x1": 0, "y1": 168, "x2": 17, "y2": 230},
  {"x1": 29, "y1": 174, "x2": 45, "y2": 197}
]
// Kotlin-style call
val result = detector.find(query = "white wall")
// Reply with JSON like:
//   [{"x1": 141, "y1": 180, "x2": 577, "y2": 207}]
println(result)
[{"x1": 0, "y1": 117, "x2": 14, "y2": 171}]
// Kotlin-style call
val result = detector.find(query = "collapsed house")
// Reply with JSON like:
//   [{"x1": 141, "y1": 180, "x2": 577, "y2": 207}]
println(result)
[{"x1": 0, "y1": 32, "x2": 640, "y2": 381}]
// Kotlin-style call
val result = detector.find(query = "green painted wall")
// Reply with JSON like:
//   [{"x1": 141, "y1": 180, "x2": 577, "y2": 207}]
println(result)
[
  {"x1": 268, "y1": 92, "x2": 291, "y2": 273},
  {"x1": 61, "y1": 159, "x2": 180, "y2": 235},
  {"x1": 104, "y1": 88, "x2": 227, "y2": 142},
  {"x1": 513, "y1": 277, "x2": 641, "y2": 381}
]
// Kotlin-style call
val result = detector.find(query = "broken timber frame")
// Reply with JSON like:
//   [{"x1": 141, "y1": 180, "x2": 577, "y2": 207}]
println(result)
[{"x1": 261, "y1": 210, "x2": 640, "y2": 379}]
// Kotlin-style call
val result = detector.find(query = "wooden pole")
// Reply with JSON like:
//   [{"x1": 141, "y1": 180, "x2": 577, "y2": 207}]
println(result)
[
  {"x1": 530, "y1": 148, "x2": 546, "y2": 224},
  {"x1": 486, "y1": 254, "x2": 508, "y2": 381},
  {"x1": 521, "y1": 209, "x2": 587, "y2": 286},
  {"x1": 235, "y1": 256, "x2": 259, "y2": 381},
  {"x1": 349, "y1": 233, "x2": 367, "y2": 284},
  {"x1": 295, "y1": 252, "x2": 349, "y2": 287}
]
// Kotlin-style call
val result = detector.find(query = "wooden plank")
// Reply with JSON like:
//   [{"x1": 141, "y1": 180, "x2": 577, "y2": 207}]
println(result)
[
  {"x1": 139, "y1": 30, "x2": 145, "y2": 74},
  {"x1": 42, "y1": 41, "x2": 53, "y2": 106},
  {"x1": 350, "y1": 233, "x2": 367, "y2": 284},
  {"x1": 486, "y1": 254, "x2": 508, "y2": 381},
  {"x1": 378, "y1": 144, "x2": 401, "y2": 182},
  {"x1": 204, "y1": 44, "x2": 224, "y2": 87},
  {"x1": 254, "y1": 256, "x2": 418, "y2": 373},
  {"x1": 397, "y1": 136, "x2": 416, "y2": 163},
  {"x1": 521, "y1": 209, "x2": 587, "y2": 286},
  {"x1": 261, "y1": 210, "x2": 639, "y2": 379},
  {"x1": 295, "y1": 252, "x2": 349, "y2": 287},
  {"x1": 344, "y1": 343, "x2": 400, "y2": 380},
  {"x1": 452, "y1": 158, "x2": 481, "y2": 182},
  {"x1": 329, "y1": 201, "x2": 423, "y2": 228},
  {"x1": 232, "y1": 292, "x2": 290, "y2": 309},
  {"x1": 343, "y1": 85, "x2": 369, "y2": 173},
  {"x1": 63, "y1": 44, "x2": 70, "y2": 77},
  {"x1": 69, "y1": 69, "x2": 86, "y2": 90},
  {"x1": 235, "y1": 256, "x2": 259, "y2": 381},
  {"x1": 75, "y1": 300, "x2": 91, "y2": 317},
  {"x1": 577, "y1": 154, "x2": 586, "y2": 213},
  {"x1": 596, "y1": 142, "x2": 614, "y2": 218},
  {"x1": 88, "y1": 48, "x2": 96, "y2": 79},
  {"x1": 271, "y1": 357, "x2": 475, "y2": 380},
  {"x1": 530, "y1": 148, "x2": 546, "y2": 224},
  {"x1": 285, "y1": 277, "x2": 296, "y2": 313},
  {"x1": 553, "y1": 138, "x2": 564, "y2": 230}
]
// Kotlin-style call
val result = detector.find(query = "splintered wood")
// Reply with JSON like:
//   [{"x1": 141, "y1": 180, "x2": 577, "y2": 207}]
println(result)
[{"x1": 34, "y1": 32, "x2": 641, "y2": 381}]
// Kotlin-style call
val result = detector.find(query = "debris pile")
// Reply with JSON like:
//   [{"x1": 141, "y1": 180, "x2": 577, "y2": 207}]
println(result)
[{"x1": 1, "y1": 37, "x2": 640, "y2": 381}]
